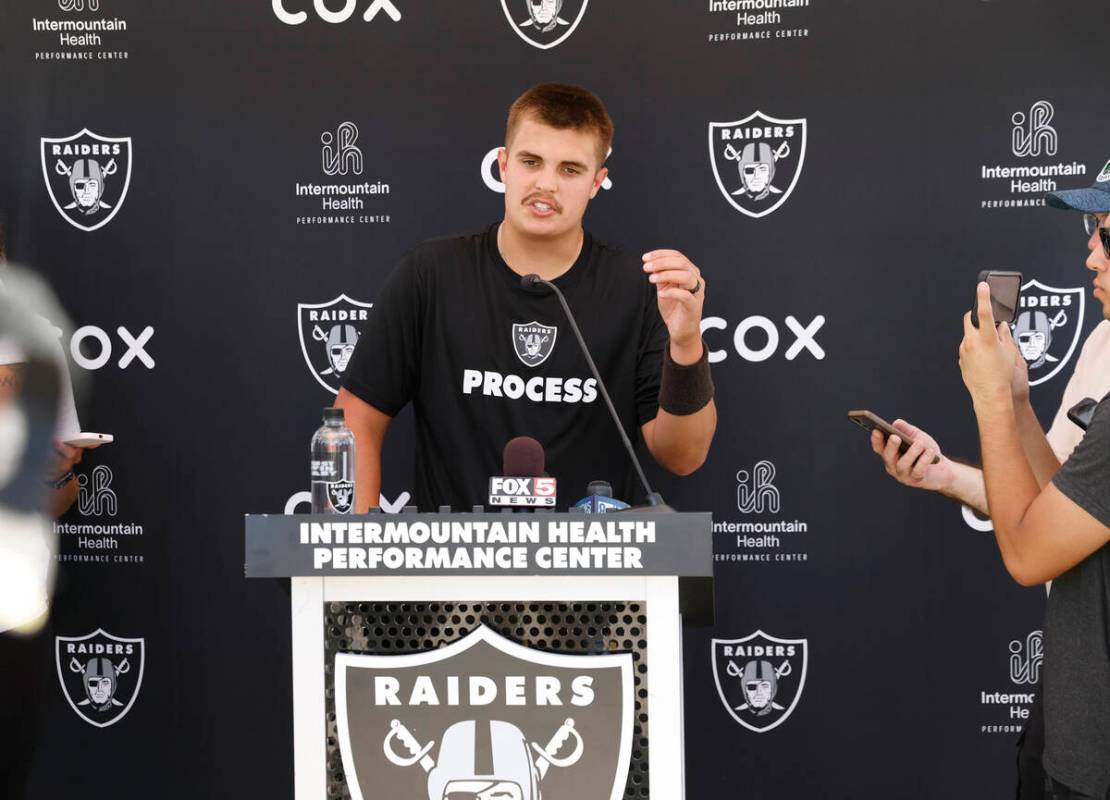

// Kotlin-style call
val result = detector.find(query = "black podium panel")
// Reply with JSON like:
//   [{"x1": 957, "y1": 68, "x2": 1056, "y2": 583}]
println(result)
[{"x1": 323, "y1": 601, "x2": 651, "y2": 798}]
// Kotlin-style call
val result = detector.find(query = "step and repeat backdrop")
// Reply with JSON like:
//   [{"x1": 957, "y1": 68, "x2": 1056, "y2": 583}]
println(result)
[{"x1": 2, "y1": 0, "x2": 1108, "y2": 796}]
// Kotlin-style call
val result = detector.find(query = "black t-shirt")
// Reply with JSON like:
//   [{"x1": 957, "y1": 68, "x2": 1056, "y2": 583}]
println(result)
[
  {"x1": 342, "y1": 223, "x2": 667, "y2": 510},
  {"x1": 1044, "y1": 393, "x2": 1110, "y2": 798}
]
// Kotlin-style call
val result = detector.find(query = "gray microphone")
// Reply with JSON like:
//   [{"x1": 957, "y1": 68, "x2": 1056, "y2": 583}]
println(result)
[{"x1": 521, "y1": 273, "x2": 667, "y2": 508}]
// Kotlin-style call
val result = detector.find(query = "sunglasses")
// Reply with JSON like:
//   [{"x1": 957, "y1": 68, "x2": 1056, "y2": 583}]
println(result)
[{"x1": 1083, "y1": 213, "x2": 1110, "y2": 258}]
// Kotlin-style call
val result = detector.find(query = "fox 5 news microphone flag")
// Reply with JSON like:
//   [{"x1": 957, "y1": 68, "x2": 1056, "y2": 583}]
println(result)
[{"x1": 3, "y1": 0, "x2": 1109, "y2": 796}]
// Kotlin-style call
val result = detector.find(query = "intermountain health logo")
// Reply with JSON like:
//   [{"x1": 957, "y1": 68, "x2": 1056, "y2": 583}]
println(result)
[
  {"x1": 294, "y1": 122, "x2": 391, "y2": 225},
  {"x1": 56, "y1": 465, "x2": 146, "y2": 565},
  {"x1": 980, "y1": 100, "x2": 1086, "y2": 210},
  {"x1": 709, "y1": 112, "x2": 806, "y2": 218},
  {"x1": 31, "y1": 2, "x2": 130, "y2": 62},
  {"x1": 298, "y1": 294, "x2": 373, "y2": 394},
  {"x1": 714, "y1": 460, "x2": 810, "y2": 565},
  {"x1": 500, "y1": 0, "x2": 589, "y2": 49},
  {"x1": 41, "y1": 129, "x2": 131, "y2": 231},
  {"x1": 1016, "y1": 278, "x2": 1085, "y2": 387},
  {"x1": 336, "y1": 625, "x2": 633, "y2": 800},
  {"x1": 56, "y1": 628, "x2": 144, "y2": 728},
  {"x1": 712, "y1": 631, "x2": 808, "y2": 733},
  {"x1": 978, "y1": 630, "x2": 1040, "y2": 735},
  {"x1": 706, "y1": 0, "x2": 812, "y2": 44}
]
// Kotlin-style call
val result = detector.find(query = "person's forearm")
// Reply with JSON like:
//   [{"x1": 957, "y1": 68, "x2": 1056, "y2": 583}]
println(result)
[
  {"x1": 938, "y1": 460, "x2": 989, "y2": 516},
  {"x1": 976, "y1": 395, "x2": 1043, "y2": 578},
  {"x1": 649, "y1": 400, "x2": 716, "y2": 475},
  {"x1": 1014, "y1": 399, "x2": 1061, "y2": 488},
  {"x1": 354, "y1": 441, "x2": 381, "y2": 513},
  {"x1": 48, "y1": 479, "x2": 78, "y2": 518}
]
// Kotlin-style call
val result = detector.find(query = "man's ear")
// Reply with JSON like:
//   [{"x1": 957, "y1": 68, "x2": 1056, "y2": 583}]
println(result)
[
  {"x1": 496, "y1": 147, "x2": 508, "y2": 181},
  {"x1": 589, "y1": 167, "x2": 609, "y2": 199}
]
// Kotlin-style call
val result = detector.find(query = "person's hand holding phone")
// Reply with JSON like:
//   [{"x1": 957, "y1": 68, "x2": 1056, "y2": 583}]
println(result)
[
  {"x1": 960, "y1": 282, "x2": 1017, "y2": 410},
  {"x1": 1006, "y1": 322, "x2": 1031, "y2": 405},
  {"x1": 48, "y1": 440, "x2": 83, "y2": 482},
  {"x1": 870, "y1": 419, "x2": 955, "y2": 492}
]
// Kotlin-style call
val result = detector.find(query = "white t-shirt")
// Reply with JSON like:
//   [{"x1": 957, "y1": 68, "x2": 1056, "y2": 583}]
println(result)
[
  {"x1": 0, "y1": 331, "x2": 81, "y2": 440},
  {"x1": 1046, "y1": 320, "x2": 1110, "y2": 459}
]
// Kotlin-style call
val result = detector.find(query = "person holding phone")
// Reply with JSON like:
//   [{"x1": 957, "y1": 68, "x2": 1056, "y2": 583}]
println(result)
[{"x1": 870, "y1": 167, "x2": 1110, "y2": 799}]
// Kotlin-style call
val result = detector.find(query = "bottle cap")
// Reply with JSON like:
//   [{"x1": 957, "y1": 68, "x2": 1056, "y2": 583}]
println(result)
[
  {"x1": 323, "y1": 407, "x2": 345, "y2": 423},
  {"x1": 587, "y1": 480, "x2": 613, "y2": 497}
]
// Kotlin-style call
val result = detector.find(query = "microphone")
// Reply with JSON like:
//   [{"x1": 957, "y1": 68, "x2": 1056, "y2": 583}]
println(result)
[
  {"x1": 488, "y1": 436, "x2": 557, "y2": 507},
  {"x1": 521, "y1": 274, "x2": 667, "y2": 507},
  {"x1": 572, "y1": 480, "x2": 631, "y2": 513}
]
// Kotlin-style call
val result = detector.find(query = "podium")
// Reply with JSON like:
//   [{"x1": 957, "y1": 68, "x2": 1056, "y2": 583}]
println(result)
[{"x1": 245, "y1": 510, "x2": 713, "y2": 800}]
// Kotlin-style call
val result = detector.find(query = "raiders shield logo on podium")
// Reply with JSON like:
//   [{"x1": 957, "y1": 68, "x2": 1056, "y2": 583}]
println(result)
[{"x1": 336, "y1": 625, "x2": 633, "y2": 800}]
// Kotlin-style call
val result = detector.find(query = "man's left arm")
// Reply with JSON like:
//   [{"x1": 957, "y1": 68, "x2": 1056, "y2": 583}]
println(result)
[
  {"x1": 640, "y1": 249, "x2": 717, "y2": 475},
  {"x1": 961, "y1": 284, "x2": 1110, "y2": 586}
]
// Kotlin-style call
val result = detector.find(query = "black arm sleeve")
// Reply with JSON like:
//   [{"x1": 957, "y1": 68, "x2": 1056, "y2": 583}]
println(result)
[
  {"x1": 635, "y1": 284, "x2": 667, "y2": 426},
  {"x1": 340, "y1": 251, "x2": 424, "y2": 416}
]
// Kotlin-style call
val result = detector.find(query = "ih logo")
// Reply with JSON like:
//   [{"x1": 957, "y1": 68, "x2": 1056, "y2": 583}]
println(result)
[
  {"x1": 77, "y1": 465, "x2": 118, "y2": 517},
  {"x1": 1012, "y1": 101, "x2": 1057, "y2": 158},
  {"x1": 336, "y1": 625, "x2": 633, "y2": 800},
  {"x1": 1016, "y1": 278, "x2": 1085, "y2": 386},
  {"x1": 712, "y1": 631, "x2": 808, "y2": 733},
  {"x1": 737, "y1": 460, "x2": 780, "y2": 513},
  {"x1": 1010, "y1": 631, "x2": 1044, "y2": 686},
  {"x1": 322, "y1": 122, "x2": 363, "y2": 176},
  {"x1": 40, "y1": 129, "x2": 132, "y2": 232},
  {"x1": 501, "y1": 0, "x2": 589, "y2": 49},
  {"x1": 709, "y1": 112, "x2": 806, "y2": 219},
  {"x1": 59, "y1": 0, "x2": 99, "y2": 9},
  {"x1": 513, "y1": 322, "x2": 558, "y2": 368},
  {"x1": 298, "y1": 294, "x2": 372, "y2": 394},
  {"x1": 55, "y1": 629, "x2": 144, "y2": 728}
]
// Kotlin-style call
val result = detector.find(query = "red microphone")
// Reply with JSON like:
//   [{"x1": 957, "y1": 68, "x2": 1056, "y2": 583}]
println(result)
[{"x1": 489, "y1": 437, "x2": 557, "y2": 507}]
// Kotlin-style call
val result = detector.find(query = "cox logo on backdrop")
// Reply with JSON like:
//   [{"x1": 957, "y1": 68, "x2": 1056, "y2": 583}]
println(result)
[
  {"x1": 701, "y1": 314, "x2": 825, "y2": 363},
  {"x1": 41, "y1": 129, "x2": 132, "y2": 232},
  {"x1": 272, "y1": 0, "x2": 400, "y2": 24},
  {"x1": 481, "y1": 147, "x2": 613, "y2": 194},
  {"x1": 500, "y1": 0, "x2": 590, "y2": 49},
  {"x1": 711, "y1": 630, "x2": 808, "y2": 733},
  {"x1": 709, "y1": 111, "x2": 807, "y2": 218},
  {"x1": 67, "y1": 325, "x2": 154, "y2": 370}
]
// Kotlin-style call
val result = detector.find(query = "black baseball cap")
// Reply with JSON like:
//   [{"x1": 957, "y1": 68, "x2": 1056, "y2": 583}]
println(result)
[{"x1": 1045, "y1": 157, "x2": 1110, "y2": 212}]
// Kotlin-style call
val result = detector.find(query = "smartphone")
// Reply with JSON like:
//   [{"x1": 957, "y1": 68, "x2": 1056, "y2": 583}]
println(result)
[
  {"x1": 848, "y1": 410, "x2": 940, "y2": 463},
  {"x1": 64, "y1": 432, "x2": 113, "y2": 448},
  {"x1": 1066, "y1": 397, "x2": 1098, "y2": 431},
  {"x1": 971, "y1": 270, "x2": 1023, "y2": 328}
]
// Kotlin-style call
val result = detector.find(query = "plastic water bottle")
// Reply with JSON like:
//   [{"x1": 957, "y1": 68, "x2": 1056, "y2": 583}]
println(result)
[{"x1": 311, "y1": 408, "x2": 356, "y2": 514}]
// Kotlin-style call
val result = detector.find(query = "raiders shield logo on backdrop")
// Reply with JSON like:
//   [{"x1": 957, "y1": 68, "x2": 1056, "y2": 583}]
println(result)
[
  {"x1": 513, "y1": 322, "x2": 558, "y2": 368},
  {"x1": 709, "y1": 112, "x2": 807, "y2": 219},
  {"x1": 298, "y1": 295, "x2": 373, "y2": 394},
  {"x1": 336, "y1": 625, "x2": 633, "y2": 800},
  {"x1": 712, "y1": 630, "x2": 808, "y2": 733},
  {"x1": 1016, "y1": 279, "x2": 1085, "y2": 387},
  {"x1": 40, "y1": 129, "x2": 132, "y2": 232},
  {"x1": 500, "y1": 0, "x2": 589, "y2": 49},
  {"x1": 55, "y1": 629, "x2": 145, "y2": 728}
]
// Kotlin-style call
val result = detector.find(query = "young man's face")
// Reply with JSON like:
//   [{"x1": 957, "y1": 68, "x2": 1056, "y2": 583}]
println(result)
[
  {"x1": 498, "y1": 115, "x2": 607, "y2": 242},
  {"x1": 1087, "y1": 212, "x2": 1110, "y2": 320}
]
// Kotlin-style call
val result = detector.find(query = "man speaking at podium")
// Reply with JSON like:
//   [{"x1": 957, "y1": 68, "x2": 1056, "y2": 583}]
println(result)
[{"x1": 336, "y1": 83, "x2": 716, "y2": 511}]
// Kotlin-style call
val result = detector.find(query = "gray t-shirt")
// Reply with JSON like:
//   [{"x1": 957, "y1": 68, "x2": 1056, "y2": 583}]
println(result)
[{"x1": 1044, "y1": 394, "x2": 1110, "y2": 797}]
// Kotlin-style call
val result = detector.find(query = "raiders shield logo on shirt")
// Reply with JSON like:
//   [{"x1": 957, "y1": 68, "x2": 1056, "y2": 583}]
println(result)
[
  {"x1": 1016, "y1": 279, "x2": 1085, "y2": 387},
  {"x1": 40, "y1": 129, "x2": 132, "y2": 232},
  {"x1": 708, "y1": 112, "x2": 807, "y2": 219},
  {"x1": 500, "y1": 0, "x2": 589, "y2": 50},
  {"x1": 55, "y1": 628, "x2": 145, "y2": 728},
  {"x1": 336, "y1": 625, "x2": 633, "y2": 800},
  {"x1": 711, "y1": 630, "x2": 808, "y2": 733},
  {"x1": 513, "y1": 322, "x2": 558, "y2": 368}
]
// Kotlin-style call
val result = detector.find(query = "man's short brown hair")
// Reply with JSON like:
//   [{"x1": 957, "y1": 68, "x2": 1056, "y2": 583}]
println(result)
[{"x1": 506, "y1": 83, "x2": 614, "y2": 167}]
